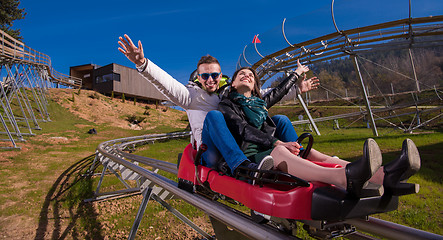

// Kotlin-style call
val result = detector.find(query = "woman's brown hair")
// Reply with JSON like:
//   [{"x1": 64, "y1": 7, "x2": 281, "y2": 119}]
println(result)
[{"x1": 231, "y1": 67, "x2": 262, "y2": 98}]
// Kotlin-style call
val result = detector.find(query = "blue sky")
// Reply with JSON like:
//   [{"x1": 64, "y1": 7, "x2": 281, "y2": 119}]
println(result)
[{"x1": 14, "y1": 0, "x2": 443, "y2": 85}]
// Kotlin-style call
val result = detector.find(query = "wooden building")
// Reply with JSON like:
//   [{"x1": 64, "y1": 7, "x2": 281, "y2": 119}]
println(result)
[{"x1": 70, "y1": 63, "x2": 168, "y2": 102}]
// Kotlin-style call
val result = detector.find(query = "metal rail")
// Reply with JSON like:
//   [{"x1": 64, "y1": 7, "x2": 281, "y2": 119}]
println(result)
[
  {"x1": 0, "y1": 29, "x2": 82, "y2": 88},
  {"x1": 237, "y1": 11, "x2": 443, "y2": 136},
  {"x1": 290, "y1": 96, "x2": 441, "y2": 125},
  {"x1": 92, "y1": 132, "x2": 442, "y2": 239},
  {"x1": 93, "y1": 132, "x2": 299, "y2": 240},
  {"x1": 240, "y1": 16, "x2": 443, "y2": 82}
]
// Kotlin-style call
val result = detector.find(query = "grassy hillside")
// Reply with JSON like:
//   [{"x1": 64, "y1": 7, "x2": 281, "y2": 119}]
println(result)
[{"x1": 0, "y1": 89, "x2": 441, "y2": 239}]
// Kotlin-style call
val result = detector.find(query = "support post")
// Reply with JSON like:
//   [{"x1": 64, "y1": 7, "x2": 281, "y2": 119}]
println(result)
[
  {"x1": 128, "y1": 187, "x2": 153, "y2": 240},
  {"x1": 351, "y1": 55, "x2": 378, "y2": 136},
  {"x1": 151, "y1": 194, "x2": 213, "y2": 239},
  {"x1": 408, "y1": 48, "x2": 420, "y2": 92},
  {"x1": 297, "y1": 93, "x2": 320, "y2": 135}
]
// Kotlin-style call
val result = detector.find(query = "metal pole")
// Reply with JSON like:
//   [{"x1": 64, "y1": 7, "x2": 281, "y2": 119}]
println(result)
[
  {"x1": 0, "y1": 113, "x2": 18, "y2": 149},
  {"x1": 20, "y1": 68, "x2": 41, "y2": 130},
  {"x1": 297, "y1": 93, "x2": 321, "y2": 135},
  {"x1": 33, "y1": 69, "x2": 51, "y2": 121},
  {"x1": 408, "y1": 48, "x2": 420, "y2": 92},
  {"x1": 1, "y1": 66, "x2": 24, "y2": 140},
  {"x1": 151, "y1": 193, "x2": 214, "y2": 239},
  {"x1": 351, "y1": 55, "x2": 378, "y2": 136},
  {"x1": 128, "y1": 187, "x2": 153, "y2": 240},
  {"x1": 347, "y1": 217, "x2": 442, "y2": 240},
  {"x1": 11, "y1": 65, "x2": 33, "y2": 135}
]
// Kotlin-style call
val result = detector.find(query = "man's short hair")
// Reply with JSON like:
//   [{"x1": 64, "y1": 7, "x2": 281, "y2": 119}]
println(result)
[{"x1": 197, "y1": 55, "x2": 220, "y2": 70}]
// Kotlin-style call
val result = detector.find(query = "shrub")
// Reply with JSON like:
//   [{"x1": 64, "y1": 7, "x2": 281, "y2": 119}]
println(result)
[
  {"x1": 126, "y1": 114, "x2": 146, "y2": 124},
  {"x1": 88, "y1": 92, "x2": 100, "y2": 100}
]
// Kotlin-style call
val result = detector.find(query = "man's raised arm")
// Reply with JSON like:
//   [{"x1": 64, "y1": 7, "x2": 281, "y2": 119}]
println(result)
[{"x1": 118, "y1": 34, "x2": 191, "y2": 108}]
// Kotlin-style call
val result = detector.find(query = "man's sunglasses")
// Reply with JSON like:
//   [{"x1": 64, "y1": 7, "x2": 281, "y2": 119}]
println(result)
[{"x1": 198, "y1": 72, "x2": 221, "y2": 81}]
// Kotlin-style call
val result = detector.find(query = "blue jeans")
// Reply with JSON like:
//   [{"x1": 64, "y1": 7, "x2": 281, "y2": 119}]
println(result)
[
  {"x1": 272, "y1": 114, "x2": 299, "y2": 142},
  {"x1": 201, "y1": 111, "x2": 298, "y2": 172},
  {"x1": 273, "y1": 114, "x2": 304, "y2": 150}
]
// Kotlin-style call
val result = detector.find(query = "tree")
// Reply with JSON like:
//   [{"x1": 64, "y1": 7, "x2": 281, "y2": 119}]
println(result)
[{"x1": 0, "y1": 0, "x2": 26, "y2": 40}]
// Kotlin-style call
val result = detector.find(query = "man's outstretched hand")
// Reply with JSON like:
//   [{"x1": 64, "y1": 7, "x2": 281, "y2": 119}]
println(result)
[{"x1": 118, "y1": 34, "x2": 146, "y2": 67}]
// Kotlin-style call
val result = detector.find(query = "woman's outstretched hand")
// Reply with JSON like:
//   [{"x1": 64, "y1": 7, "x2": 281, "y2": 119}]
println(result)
[
  {"x1": 118, "y1": 34, "x2": 146, "y2": 67},
  {"x1": 298, "y1": 76, "x2": 320, "y2": 93}
]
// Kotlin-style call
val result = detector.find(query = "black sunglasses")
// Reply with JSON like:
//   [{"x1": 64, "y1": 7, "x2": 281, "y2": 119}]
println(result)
[{"x1": 198, "y1": 72, "x2": 221, "y2": 81}]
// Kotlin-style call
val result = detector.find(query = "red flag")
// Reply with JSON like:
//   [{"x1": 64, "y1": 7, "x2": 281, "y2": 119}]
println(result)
[{"x1": 252, "y1": 35, "x2": 261, "y2": 43}]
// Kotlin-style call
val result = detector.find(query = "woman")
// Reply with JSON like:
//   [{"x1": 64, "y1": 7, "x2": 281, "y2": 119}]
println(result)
[{"x1": 219, "y1": 66, "x2": 421, "y2": 197}]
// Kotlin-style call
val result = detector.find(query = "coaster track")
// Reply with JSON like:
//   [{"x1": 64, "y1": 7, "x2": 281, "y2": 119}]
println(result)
[
  {"x1": 239, "y1": 16, "x2": 443, "y2": 82},
  {"x1": 90, "y1": 132, "x2": 442, "y2": 240},
  {"x1": 237, "y1": 13, "x2": 443, "y2": 136}
]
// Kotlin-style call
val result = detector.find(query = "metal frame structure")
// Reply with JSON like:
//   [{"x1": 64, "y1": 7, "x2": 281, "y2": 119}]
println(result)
[
  {"x1": 242, "y1": 16, "x2": 443, "y2": 82},
  {"x1": 0, "y1": 29, "x2": 82, "y2": 149},
  {"x1": 238, "y1": 10, "x2": 443, "y2": 136}
]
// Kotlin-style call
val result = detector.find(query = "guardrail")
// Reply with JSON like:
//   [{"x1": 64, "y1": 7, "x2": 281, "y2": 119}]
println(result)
[
  {"x1": 92, "y1": 131, "x2": 442, "y2": 240},
  {"x1": 0, "y1": 29, "x2": 82, "y2": 88}
]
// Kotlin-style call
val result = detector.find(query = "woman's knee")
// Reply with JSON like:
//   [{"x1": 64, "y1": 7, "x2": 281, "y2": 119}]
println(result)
[
  {"x1": 205, "y1": 110, "x2": 223, "y2": 124},
  {"x1": 272, "y1": 115, "x2": 291, "y2": 125},
  {"x1": 271, "y1": 145, "x2": 287, "y2": 156}
]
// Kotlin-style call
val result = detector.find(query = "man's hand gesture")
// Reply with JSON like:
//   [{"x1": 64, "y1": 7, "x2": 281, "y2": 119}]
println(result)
[{"x1": 118, "y1": 34, "x2": 146, "y2": 67}]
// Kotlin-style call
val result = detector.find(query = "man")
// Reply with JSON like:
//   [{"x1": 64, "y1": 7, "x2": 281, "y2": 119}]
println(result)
[{"x1": 118, "y1": 34, "x2": 319, "y2": 175}]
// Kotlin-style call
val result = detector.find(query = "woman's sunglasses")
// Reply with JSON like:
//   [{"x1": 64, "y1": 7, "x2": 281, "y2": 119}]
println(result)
[{"x1": 198, "y1": 72, "x2": 221, "y2": 81}]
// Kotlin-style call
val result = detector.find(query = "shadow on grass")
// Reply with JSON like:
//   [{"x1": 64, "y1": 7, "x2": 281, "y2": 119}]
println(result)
[
  {"x1": 410, "y1": 141, "x2": 443, "y2": 184},
  {"x1": 34, "y1": 154, "x2": 104, "y2": 240}
]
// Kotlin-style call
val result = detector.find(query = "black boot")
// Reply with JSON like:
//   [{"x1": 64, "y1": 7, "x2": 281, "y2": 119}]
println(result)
[
  {"x1": 383, "y1": 139, "x2": 421, "y2": 196},
  {"x1": 345, "y1": 138, "x2": 382, "y2": 197}
]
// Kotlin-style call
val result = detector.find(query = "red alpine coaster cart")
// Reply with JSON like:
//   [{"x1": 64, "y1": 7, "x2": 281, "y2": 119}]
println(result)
[{"x1": 177, "y1": 133, "x2": 405, "y2": 238}]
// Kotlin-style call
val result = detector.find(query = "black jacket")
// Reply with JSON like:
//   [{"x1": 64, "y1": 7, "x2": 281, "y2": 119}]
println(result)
[{"x1": 218, "y1": 73, "x2": 300, "y2": 151}]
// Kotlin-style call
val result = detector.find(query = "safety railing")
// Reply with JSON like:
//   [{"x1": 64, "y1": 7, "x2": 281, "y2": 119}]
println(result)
[{"x1": 0, "y1": 29, "x2": 82, "y2": 88}]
